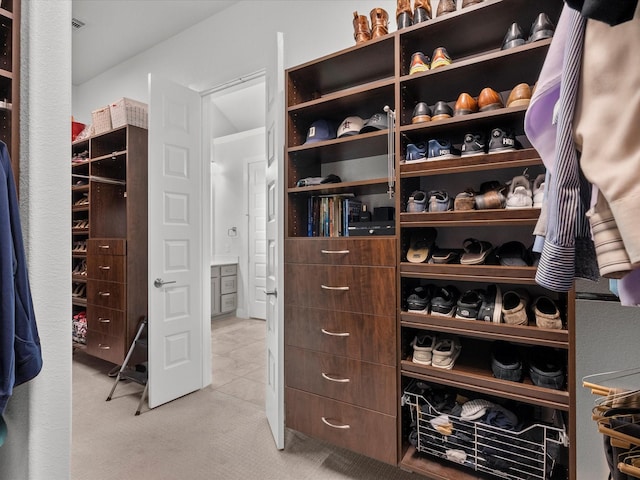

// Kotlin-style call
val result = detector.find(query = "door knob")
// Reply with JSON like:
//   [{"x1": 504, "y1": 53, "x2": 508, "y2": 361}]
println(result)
[{"x1": 154, "y1": 278, "x2": 176, "y2": 288}]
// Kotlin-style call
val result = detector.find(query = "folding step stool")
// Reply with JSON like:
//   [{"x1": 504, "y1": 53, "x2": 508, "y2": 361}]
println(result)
[{"x1": 106, "y1": 316, "x2": 148, "y2": 415}]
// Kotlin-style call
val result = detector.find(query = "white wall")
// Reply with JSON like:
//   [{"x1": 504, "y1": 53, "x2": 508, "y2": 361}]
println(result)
[{"x1": 0, "y1": 2, "x2": 72, "y2": 479}]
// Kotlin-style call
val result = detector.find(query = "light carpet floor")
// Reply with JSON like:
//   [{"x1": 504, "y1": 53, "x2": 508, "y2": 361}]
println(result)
[{"x1": 71, "y1": 317, "x2": 418, "y2": 480}]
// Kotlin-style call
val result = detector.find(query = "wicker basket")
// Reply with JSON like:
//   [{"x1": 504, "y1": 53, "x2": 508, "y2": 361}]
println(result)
[
  {"x1": 91, "y1": 106, "x2": 112, "y2": 134},
  {"x1": 109, "y1": 97, "x2": 148, "y2": 129}
]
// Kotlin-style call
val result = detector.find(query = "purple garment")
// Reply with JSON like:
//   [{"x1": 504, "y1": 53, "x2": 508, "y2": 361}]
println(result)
[{"x1": 618, "y1": 268, "x2": 640, "y2": 306}]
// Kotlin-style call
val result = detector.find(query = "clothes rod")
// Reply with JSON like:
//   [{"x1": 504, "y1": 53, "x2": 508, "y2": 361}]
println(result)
[{"x1": 575, "y1": 292, "x2": 620, "y2": 302}]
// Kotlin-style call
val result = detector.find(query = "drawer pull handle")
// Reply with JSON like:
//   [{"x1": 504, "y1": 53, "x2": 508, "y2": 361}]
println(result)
[
  {"x1": 98, "y1": 344, "x2": 110, "y2": 350},
  {"x1": 98, "y1": 245, "x2": 110, "y2": 249},
  {"x1": 98, "y1": 317, "x2": 111, "y2": 323},
  {"x1": 321, "y1": 285, "x2": 349, "y2": 291},
  {"x1": 321, "y1": 328, "x2": 350, "y2": 337},
  {"x1": 99, "y1": 265, "x2": 111, "y2": 270},
  {"x1": 320, "y1": 249, "x2": 349, "y2": 254},
  {"x1": 322, "y1": 373, "x2": 350, "y2": 383},
  {"x1": 98, "y1": 291, "x2": 111, "y2": 297},
  {"x1": 321, "y1": 417, "x2": 350, "y2": 430}
]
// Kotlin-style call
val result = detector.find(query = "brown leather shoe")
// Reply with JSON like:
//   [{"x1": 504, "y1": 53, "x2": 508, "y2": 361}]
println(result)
[
  {"x1": 414, "y1": 0, "x2": 432, "y2": 23},
  {"x1": 396, "y1": 0, "x2": 413, "y2": 29},
  {"x1": 506, "y1": 83, "x2": 532, "y2": 108},
  {"x1": 454, "y1": 93, "x2": 478, "y2": 116},
  {"x1": 370, "y1": 8, "x2": 389, "y2": 39},
  {"x1": 353, "y1": 11, "x2": 371, "y2": 44},
  {"x1": 436, "y1": 0, "x2": 456, "y2": 17},
  {"x1": 462, "y1": 0, "x2": 484, "y2": 7},
  {"x1": 477, "y1": 87, "x2": 504, "y2": 112}
]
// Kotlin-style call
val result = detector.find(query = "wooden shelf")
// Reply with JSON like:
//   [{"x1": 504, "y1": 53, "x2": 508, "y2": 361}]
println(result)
[
  {"x1": 72, "y1": 297, "x2": 87, "y2": 307},
  {"x1": 288, "y1": 178, "x2": 389, "y2": 196},
  {"x1": 400, "y1": 208, "x2": 540, "y2": 227},
  {"x1": 400, "y1": 262, "x2": 537, "y2": 284}
]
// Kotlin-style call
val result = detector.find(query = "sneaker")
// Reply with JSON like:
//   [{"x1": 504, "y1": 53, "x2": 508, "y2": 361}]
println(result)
[
  {"x1": 454, "y1": 190, "x2": 475, "y2": 211},
  {"x1": 505, "y1": 175, "x2": 533, "y2": 209},
  {"x1": 532, "y1": 173, "x2": 545, "y2": 208},
  {"x1": 528, "y1": 347, "x2": 565, "y2": 390},
  {"x1": 432, "y1": 336, "x2": 462, "y2": 370},
  {"x1": 454, "y1": 93, "x2": 478, "y2": 116},
  {"x1": 409, "y1": 51, "x2": 430, "y2": 75},
  {"x1": 491, "y1": 341, "x2": 523, "y2": 382},
  {"x1": 411, "y1": 333, "x2": 437, "y2": 365},
  {"x1": 455, "y1": 289, "x2": 485, "y2": 320},
  {"x1": 477, "y1": 284, "x2": 502, "y2": 323},
  {"x1": 407, "y1": 286, "x2": 431, "y2": 313},
  {"x1": 532, "y1": 296, "x2": 562, "y2": 329},
  {"x1": 407, "y1": 190, "x2": 427, "y2": 212},
  {"x1": 427, "y1": 139, "x2": 460, "y2": 160},
  {"x1": 501, "y1": 290, "x2": 530, "y2": 326},
  {"x1": 430, "y1": 285, "x2": 459, "y2": 317},
  {"x1": 431, "y1": 47, "x2": 452, "y2": 69},
  {"x1": 406, "y1": 142, "x2": 427, "y2": 161},
  {"x1": 461, "y1": 132, "x2": 486, "y2": 156},
  {"x1": 431, "y1": 101, "x2": 453, "y2": 121},
  {"x1": 528, "y1": 12, "x2": 555, "y2": 43},
  {"x1": 412, "y1": 102, "x2": 432, "y2": 124},
  {"x1": 428, "y1": 190, "x2": 453, "y2": 212},
  {"x1": 488, "y1": 127, "x2": 517, "y2": 153}
]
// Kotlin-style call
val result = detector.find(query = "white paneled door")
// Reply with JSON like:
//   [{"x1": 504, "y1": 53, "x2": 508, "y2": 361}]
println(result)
[
  {"x1": 148, "y1": 74, "x2": 206, "y2": 408},
  {"x1": 249, "y1": 159, "x2": 267, "y2": 320},
  {"x1": 265, "y1": 32, "x2": 285, "y2": 449}
]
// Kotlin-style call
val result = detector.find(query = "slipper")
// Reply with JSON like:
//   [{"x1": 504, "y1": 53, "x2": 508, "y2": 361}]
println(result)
[
  {"x1": 406, "y1": 228, "x2": 437, "y2": 263},
  {"x1": 460, "y1": 238, "x2": 493, "y2": 265},
  {"x1": 494, "y1": 241, "x2": 530, "y2": 266},
  {"x1": 431, "y1": 248, "x2": 460, "y2": 264}
]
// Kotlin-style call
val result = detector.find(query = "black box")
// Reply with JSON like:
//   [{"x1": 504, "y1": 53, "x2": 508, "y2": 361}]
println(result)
[{"x1": 373, "y1": 206, "x2": 395, "y2": 221}]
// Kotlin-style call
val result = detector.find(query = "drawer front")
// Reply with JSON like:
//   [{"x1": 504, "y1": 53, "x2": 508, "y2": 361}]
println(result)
[
  {"x1": 286, "y1": 346, "x2": 396, "y2": 415},
  {"x1": 87, "y1": 305, "x2": 125, "y2": 337},
  {"x1": 86, "y1": 331, "x2": 125, "y2": 365},
  {"x1": 87, "y1": 238, "x2": 126, "y2": 256},
  {"x1": 285, "y1": 264, "x2": 395, "y2": 316},
  {"x1": 285, "y1": 305, "x2": 395, "y2": 366},
  {"x1": 285, "y1": 388, "x2": 397, "y2": 465},
  {"x1": 210, "y1": 266, "x2": 220, "y2": 278},
  {"x1": 87, "y1": 279, "x2": 126, "y2": 310},
  {"x1": 220, "y1": 275, "x2": 237, "y2": 294},
  {"x1": 220, "y1": 264, "x2": 237, "y2": 276},
  {"x1": 88, "y1": 254, "x2": 126, "y2": 282},
  {"x1": 286, "y1": 238, "x2": 396, "y2": 266},
  {"x1": 221, "y1": 293, "x2": 237, "y2": 313}
]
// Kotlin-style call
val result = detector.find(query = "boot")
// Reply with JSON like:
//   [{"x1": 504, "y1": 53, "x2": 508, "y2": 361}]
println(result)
[
  {"x1": 414, "y1": 0, "x2": 432, "y2": 23},
  {"x1": 436, "y1": 0, "x2": 456, "y2": 17},
  {"x1": 396, "y1": 0, "x2": 413, "y2": 29},
  {"x1": 353, "y1": 11, "x2": 371, "y2": 44},
  {"x1": 370, "y1": 8, "x2": 389, "y2": 39}
]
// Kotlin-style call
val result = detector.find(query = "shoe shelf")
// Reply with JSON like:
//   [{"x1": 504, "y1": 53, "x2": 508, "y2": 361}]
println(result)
[
  {"x1": 288, "y1": 178, "x2": 389, "y2": 195},
  {"x1": 401, "y1": 444, "x2": 488, "y2": 480},
  {"x1": 400, "y1": 208, "x2": 540, "y2": 227},
  {"x1": 401, "y1": 263, "x2": 537, "y2": 284},
  {"x1": 72, "y1": 297, "x2": 87, "y2": 308}
]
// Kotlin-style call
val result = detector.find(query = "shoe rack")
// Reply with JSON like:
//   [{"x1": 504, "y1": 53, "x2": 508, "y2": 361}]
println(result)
[
  {"x1": 0, "y1": 0, "x2": 19, "y2": 188},
  {"x1": 71, "y1": 125, "x2": 148, "y2": 364}
]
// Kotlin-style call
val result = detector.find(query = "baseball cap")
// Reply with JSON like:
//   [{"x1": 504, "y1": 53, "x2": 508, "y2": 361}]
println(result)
[
  {"x1": 304, "y1": 119, "x2": 336, "y2": 144},
  {"x1": 359, "y1": 112, "x2": 389, "y2": 133},
  {"x1": 337, "y1": 116, "x2": 365, "y2": 138}
]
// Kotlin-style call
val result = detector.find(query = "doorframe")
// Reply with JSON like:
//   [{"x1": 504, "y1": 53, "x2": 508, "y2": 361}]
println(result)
[{"x1": 246, "y1": 155, "x2": 267, "y2": 320}]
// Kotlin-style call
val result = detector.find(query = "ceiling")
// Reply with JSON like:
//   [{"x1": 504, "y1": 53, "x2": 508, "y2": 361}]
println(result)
[{"x1": 72, "y1": 0, "x2": 264, "y2": 134}]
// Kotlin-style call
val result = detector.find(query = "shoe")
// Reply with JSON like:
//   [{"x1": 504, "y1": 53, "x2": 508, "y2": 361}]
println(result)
[
  {"x1": 532, "y1": 173, "x2": 545, "y2": 208},
  {"x1": 506, "y1": 83, "x2": 532, "y2": 108},
  {"x1": 428, "y1": 190, "x2": 453, "y2": 212},
  {"x1": 396, "y1": 0, "x2": 413, "y2": 29},
  {"x1": 412, "y1": 102, "x2": 432, "y2": 124},
  {"x1": 370, "y1": 8, "x2": 389, "y2": 39},
  {"x1": 413, "y1": 0, "x2": 432, "y2": 23},
  {"x1": 406, "y1": 228, "x2": 437, "y2": 263},
  {"x1": 409, "y1": 51, "x2": 430, "y2": 75},
  {"x1": 474, "y1": 188, "x2": 506, "y2": 210},
  {"x1": 478, "y1": 284, "x2": 502, "y2": 323},
  {"x1": 406, "y1": 142, "x2": 427, "y2": 162},
  {"x1": 505, "y1": 175, "x2": 533, "y2": 209},
  {"x1": 454, "y1": 190, "x2": 475, "y2": 211},
  {"x1": 528, "y1": 12, "x2": 555, "y2": 43},
  {"x1": 477, "y1": 87, "x2": 504, "y2": 112},
  {"x1": 501, "y1": 290, "x2": 530, "y2": 326},
  {"x1": 528, "y1": 347, "x2": 565, "y2": 390},
  {"x1": 460, "y1": 238, "x2": 493, "y2": 265},
  {"x1": 427, "y1": 139, "x2": 459, "y2": 160},
  {"x1": 501, "y1": 22, "x2": 526, "y2": 50},
  {"x1": 495, "y1": 241, "x2": 531, "y2": 266},
  {"x1": 431, "y1": 249, "x2": 460, "y2": 264},
  {"x1": 453, "y1": 93, "x2": 478, "y2": 116},
  {"x1": 407, "y1": 286, "x2": 431, "y2": 313},
  {"x1": 436, "y1": 0, "x2": 456, "y2": 17},
  {"x1": 430, "y1": 285, "x2": 459, "y2": 317},
  {"x1": 491, "y1": 341, "x2": 523, "y2": 382},
  {"x1": 431, "y1": 101, "x2": 453, "y2": 121},
  {"x1": 353, "y1": 11, "x2": 372, "y2": 44},
  {"x1": 532, "y1": 296, "x2": 562, "y2": 329},
  {"x1": 462, "y1": 0, "x2": 483, "y2": 7},
  {"x1": 455, "y1": 289, "x2": 485, "y2": 320},
  {"x1": 432, "y1": 336, "x2": 462, "y2": 370},
  {"x1": 412, "y1": 333, "x2": 437, "y2": 365},
  {"x1": 407, "y1": 190, "x2": 427, "y2": 212},
  {"x1": 461, "y1": 132, "x2": 486, "y2": 156},
  {"x1": 431, "y1": 47, "x2": 452, "y2": 69},
  {"x1": 488, "y1": 127, "x2": 517, "y2": 153}
]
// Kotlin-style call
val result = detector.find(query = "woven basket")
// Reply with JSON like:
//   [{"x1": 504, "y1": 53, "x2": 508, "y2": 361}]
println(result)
[
  {"x1": 91, "y1": 106, "x2": 112, "y2": 134},
  {"x1": 110, "y1": 97, "x2": 148, "y2": 129}
]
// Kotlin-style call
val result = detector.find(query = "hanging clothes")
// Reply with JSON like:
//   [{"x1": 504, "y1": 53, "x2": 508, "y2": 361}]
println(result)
[{"x1": 0, "y1": 141, "x2": 42, "y2": 426}]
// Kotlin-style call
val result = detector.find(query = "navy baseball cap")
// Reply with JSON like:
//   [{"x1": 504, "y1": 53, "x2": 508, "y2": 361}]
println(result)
[
  {"x1": 359, "y1": 112, "x2": 388, "y2": 133},
  {"x1": 304, "y1": 119, "x2": 336, "y2": 144}
]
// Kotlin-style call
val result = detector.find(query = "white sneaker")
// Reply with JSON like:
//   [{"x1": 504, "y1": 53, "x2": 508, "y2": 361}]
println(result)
[
  {"x1": 505, "y1": 175, "x2": 533, "y2": 209},
  {"x1": 532, "y1": 173, "x2": 545, "y2": 208}
]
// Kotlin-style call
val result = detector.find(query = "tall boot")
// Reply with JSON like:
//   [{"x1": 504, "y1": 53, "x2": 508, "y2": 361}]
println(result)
[
  {"x1": 414, "y1": 0, "x2": 432, "y2": 23},
  {"x1": 436, "y1": 0, "x2": 456, "y2": 17},
  {"x1": 396, "y1": 0, "x2": 413, "y2": 29},
  {"x1": 353, "y1": 11, "x2": 371, "y2": 44},
  {"x1": 370, "y1": 8, "x2": 389, "y2": 39}
]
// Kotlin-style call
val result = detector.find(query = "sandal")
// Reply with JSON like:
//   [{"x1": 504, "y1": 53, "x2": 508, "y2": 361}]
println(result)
[
  {"x1": 460, "y1": 238, "x2": 493, "y2": 265},
  {"x1": 494, "y1": 241, "x2": 531, "y2": 267},
  {"x1": 431, "y1": 248, "x2": 460, "y2": 264},
  {"x1": 406, "y1": 228, "x2": 437, "y2": 263}
]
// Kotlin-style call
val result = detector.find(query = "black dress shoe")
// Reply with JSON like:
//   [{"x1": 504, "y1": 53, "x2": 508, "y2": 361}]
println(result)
[
  {"x1": 412, "y1": 102, "x2": 432, "y2": 124},
  {"x1": 501, "y1": 22, "x2": 525, "y2": 50},
  {"x1": 528, "y1": 12, "x2": 555, "y2": 43},
  {"x1": 432, "y1": 101, "x2": 453, "y2": 121}
]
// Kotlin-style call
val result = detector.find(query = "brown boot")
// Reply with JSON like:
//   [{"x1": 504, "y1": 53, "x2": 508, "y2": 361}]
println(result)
[
  {"x1": 414, "y1": 0, "x2": 432, "y2": 23},
  {"x1": 436, "y1": 0, "x2": 456, "y2": 17},
  {"x1": 353, "y1": 11, "x2": 371, "y2": 44},
  {"x1": 370, "y1": 8, "x2": 389, "y2": 39},
  {"x1": 396, "y1": 0, "x2": 413, "y2": 29}
]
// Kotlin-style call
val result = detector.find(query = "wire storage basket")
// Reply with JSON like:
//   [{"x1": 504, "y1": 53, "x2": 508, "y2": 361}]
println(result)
[{"x1": 402, "y1": 383, "x2": 568, "y2": 480}]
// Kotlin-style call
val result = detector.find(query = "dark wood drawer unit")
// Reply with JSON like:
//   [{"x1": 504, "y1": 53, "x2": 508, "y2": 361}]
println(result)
[
  {"x1": 87, "y1": 254, "x2": 126, "y2": 282},
  {"x1": 87, "y1": 305, "x2": 125, "y2": 337},
  {"x1": 285, "y1": 388, "x2": 397, "y2": 465},
  {"x1": 285, "y1": 238, "x2": 396, "y2": 266},
  {"x1": 87, "y1": 238, "x2": 126, "y2": 256},
  {"x1": 87, "y1": 279, "x2": 125, "y2": 310},
  {"x1": 85, "y1": 331, "x2": 126, "y2": 365},
  {"x1": 285, "y1": 305, "x2": 395, "y2": 366}
]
